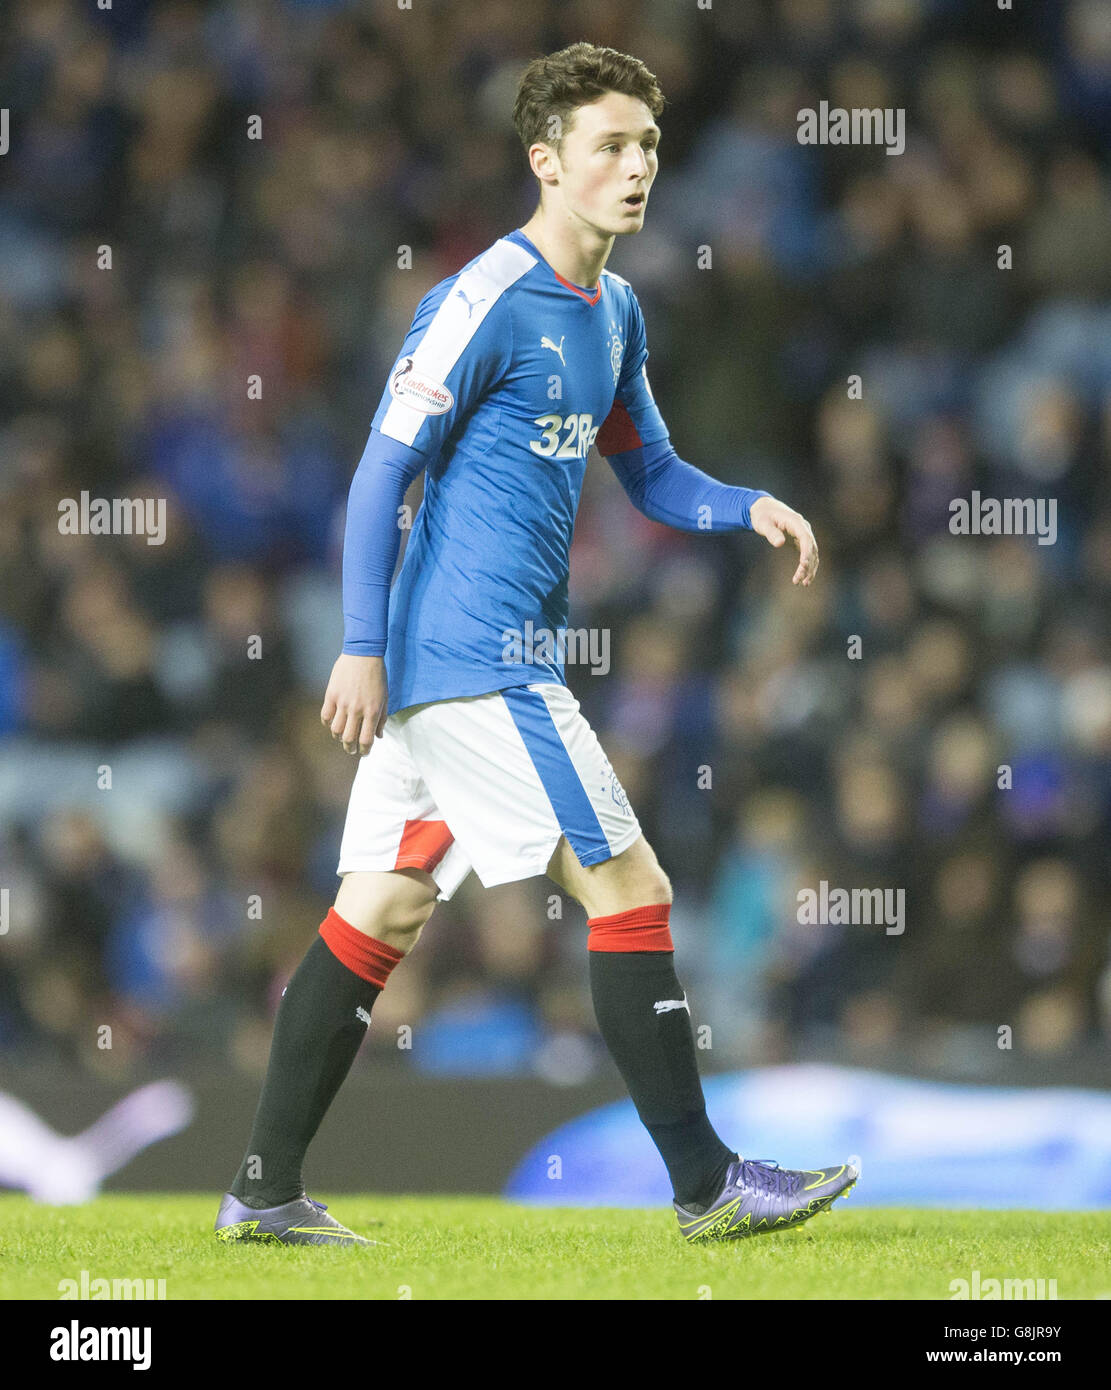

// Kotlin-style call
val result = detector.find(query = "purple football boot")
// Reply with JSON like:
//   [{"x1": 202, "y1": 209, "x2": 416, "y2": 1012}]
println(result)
[
  {"x1": 214, "y1": 1192, "x2": 380, "y2": 1246},
  {"x1": 674, "y1": 1158, "x2": 859, "y2": 1242}
]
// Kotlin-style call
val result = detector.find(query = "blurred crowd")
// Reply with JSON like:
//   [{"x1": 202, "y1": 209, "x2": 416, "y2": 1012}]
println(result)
[{"x1": 1, "y1": 0, "x2": 1109, "y2": 1086}]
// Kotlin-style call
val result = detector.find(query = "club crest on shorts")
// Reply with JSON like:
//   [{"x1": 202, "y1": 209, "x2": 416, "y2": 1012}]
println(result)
[{"x1": 603, "y1": 764, "x2": 630, "y2": 813}]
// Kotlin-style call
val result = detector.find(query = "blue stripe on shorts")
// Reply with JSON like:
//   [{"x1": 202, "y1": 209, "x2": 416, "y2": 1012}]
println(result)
[{"x1": 500, "y1": 686, "x2": 611, "y2": 865}]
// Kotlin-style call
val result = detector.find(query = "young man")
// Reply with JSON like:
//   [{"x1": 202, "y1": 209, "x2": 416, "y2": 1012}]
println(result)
[{"x1": 215, "y1": 42, "x2": 857, "y2": 1247}]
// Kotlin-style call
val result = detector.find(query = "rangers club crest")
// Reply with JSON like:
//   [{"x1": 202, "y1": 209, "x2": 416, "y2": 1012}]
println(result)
[{"x1": 608, "y1": 320, "x2": 624, "y2": 386}]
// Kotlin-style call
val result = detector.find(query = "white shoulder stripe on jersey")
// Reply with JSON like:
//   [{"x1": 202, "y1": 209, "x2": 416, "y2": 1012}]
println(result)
[{"x1": 380, "y1": 238, "x2": 537, "y2": 447}]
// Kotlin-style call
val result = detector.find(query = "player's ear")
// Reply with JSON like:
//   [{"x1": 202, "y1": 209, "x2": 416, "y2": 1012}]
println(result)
[{"x1": 528, "y1": 140, "x2": 560, "y2": 187}]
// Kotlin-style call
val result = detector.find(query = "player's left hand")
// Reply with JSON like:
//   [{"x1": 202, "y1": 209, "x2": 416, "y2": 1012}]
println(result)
[{"x1": 749, "y1": 496, "x2": 819, "y2": 586}]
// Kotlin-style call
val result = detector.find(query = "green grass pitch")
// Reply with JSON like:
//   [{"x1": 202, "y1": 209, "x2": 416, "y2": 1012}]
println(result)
[{"x1": 4, "y1": 1195, "x2": 1108, "y2": 1300}]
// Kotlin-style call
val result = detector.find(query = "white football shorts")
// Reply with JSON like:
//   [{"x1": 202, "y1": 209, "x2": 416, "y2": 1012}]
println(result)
[{"x1": 336, "y1": 682, "x2": 641, "y2": 900}]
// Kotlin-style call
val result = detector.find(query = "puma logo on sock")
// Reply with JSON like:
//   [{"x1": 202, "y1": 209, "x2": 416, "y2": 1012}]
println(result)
[{"x1": 653, "y1": 995, "x2": 690, "y2": 1015}]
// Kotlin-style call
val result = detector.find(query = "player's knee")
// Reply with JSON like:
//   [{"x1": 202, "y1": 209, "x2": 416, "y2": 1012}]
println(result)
[
  {"x1": 334, "y1": 870, "x2": 437, "y2": 952},
  {"x1": 632, "y1": 841, "x2": 672, "y2": 907},
  {"x1": 643, "y1": 868, "x2": 673, "y2": 907},
  {"x1": 371, "y1": 896, "x2": 436, "y2": 950},
  {"x1": 393, "y1": 900, "x2": 437, "y2": 936},
  {"x1": 590, "y1": 868, "x2": 672, "y2": 917},
  {"x1": 620, "y1": 836, "x2": 671, "y2": 908}
]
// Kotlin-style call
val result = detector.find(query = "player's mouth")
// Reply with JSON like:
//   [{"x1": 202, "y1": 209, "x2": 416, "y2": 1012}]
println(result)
[{"x1": 622, "y1": 192, "x2": 646, "y2": 211}]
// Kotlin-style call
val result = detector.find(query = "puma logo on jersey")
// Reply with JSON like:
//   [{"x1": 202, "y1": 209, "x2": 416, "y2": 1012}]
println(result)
[
  {"x1": 456, "y1": 289, "x2": 485, "y2": 318},
  {"x1": 541, "y1": 334, "x2": 566, "y2": 365},
  {"x1": 355, "y1": 1006, "x2": 372, "y2": 1026},
  {"x1": 654, "y1": 995, "x2": 690, "y2": 1015}
]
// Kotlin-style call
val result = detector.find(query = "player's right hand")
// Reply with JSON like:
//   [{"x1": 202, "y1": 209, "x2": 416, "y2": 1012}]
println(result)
[
  {"x1": 749, "y1": 496, "x2": 820, "y2": 587},
  {"x1": 321, "y1": 653, "x2": 388, "y2": 756}
]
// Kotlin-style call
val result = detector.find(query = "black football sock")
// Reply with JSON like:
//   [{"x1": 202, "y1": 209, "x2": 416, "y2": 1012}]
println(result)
[
  {"x1": 588, "y1": 906, "x2": 736, "y2": 1211},
  {"x1": 230, "y1": 910, "x2": 403, "y2": 1207}
]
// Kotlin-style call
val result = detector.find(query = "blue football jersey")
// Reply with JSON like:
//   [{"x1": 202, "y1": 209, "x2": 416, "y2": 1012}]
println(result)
[{"x1": 369, "y1": 229, "x2": 669, "y2": 714}]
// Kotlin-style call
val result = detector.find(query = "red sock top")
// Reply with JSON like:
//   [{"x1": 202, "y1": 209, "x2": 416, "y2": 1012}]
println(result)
[
  {"x1": 586, "y1": 902, "x2": 673, "y2": 952},
  {"x1": 319, "y1": 907, "x2": 404, "y2": 987}
]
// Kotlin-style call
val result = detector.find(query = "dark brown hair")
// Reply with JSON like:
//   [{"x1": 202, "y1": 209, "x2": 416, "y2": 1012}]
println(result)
[{"x1": 513, "y1": 42, "x2": 664, "y2": 155}]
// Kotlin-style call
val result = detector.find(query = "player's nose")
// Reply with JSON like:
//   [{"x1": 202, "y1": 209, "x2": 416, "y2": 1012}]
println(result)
[{"x1": 627, "y1": 148, "x2": 650, "y2": 180}]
